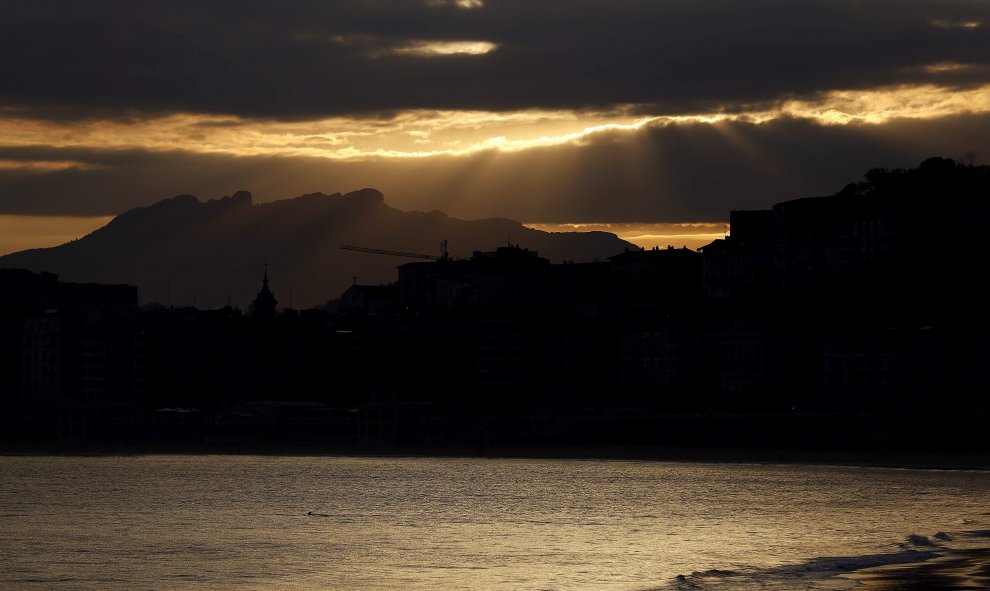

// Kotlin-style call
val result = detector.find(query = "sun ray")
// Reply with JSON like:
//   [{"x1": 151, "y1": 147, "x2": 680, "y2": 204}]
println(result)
[{"x1": 0, "y1": 84, "x2": 988, "y2": 164}]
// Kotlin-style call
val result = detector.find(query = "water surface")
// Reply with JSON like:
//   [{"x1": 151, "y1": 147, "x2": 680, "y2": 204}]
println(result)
[{"x1": 1, "y1": 455, "x2": 987, "y2": 590}]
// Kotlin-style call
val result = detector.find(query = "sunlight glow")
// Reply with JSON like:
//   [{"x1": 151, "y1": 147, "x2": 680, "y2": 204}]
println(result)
[
  {"x1": 526, "y1": 222, "x2": 727, "y2": 251},
  {"x1": 931, "y1": 19, "x2": 982, "y2": 29},
  {"x1": 922, "y1": 62, "x2": 973, "y2": 73},
  {"x1": 0, "y1": 215, "x2": 114, "y2": 255},
  {"x1": 782, "y1": 84, "x2": 990, "y2": 124},
  {"x1": 393, "y1": 40, "x2": 497, "y2": 56},
  {"x1": 427, "y1": 0, "x2": 484, "y2": 8},
  {"x1": 1, "y1": 83, "x2": 988, "y2": 164},
  {"x1": 291, "y1": 33, "x2": 495, "y2": 57},
  {"x1": 0, "y1": 159, "x2": 102, "y2": 172}
]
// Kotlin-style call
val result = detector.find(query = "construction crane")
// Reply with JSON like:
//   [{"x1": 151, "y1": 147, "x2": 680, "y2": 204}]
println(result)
[{"x1": 340, "y1": 240, "x2": 449, "y2": 262}]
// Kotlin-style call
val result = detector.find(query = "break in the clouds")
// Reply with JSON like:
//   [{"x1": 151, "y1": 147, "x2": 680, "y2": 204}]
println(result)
[
  {"x1": 3, "y1": 113, "x2": 990, "y2": 222},
  {"x1": 1, "y1": 0, "x2": 990, "y2": 229}
]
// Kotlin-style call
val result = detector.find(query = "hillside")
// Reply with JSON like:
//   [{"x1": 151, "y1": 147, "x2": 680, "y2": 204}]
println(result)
[{"x1": 0, "y1": 189, "x2": 633, "y2": 308}]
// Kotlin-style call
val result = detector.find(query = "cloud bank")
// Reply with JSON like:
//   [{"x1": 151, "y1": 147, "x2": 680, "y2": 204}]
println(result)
[
  {"x1": 3, "y1": 1, "x2": 989, "y2": 119},
  {"x1": 2, "y1": 1, "x2": 989, "y2": 225}
]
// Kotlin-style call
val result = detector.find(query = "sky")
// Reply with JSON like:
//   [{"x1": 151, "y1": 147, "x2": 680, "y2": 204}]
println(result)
[{"x1": 2, "y1": 0, "x2": 990, "y2": 253}]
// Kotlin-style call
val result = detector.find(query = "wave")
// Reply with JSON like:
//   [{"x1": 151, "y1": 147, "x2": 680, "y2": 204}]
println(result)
[
  {"x1": 903, "y1": 533, "x2": 939, "y2": 547},
  {"x1": 964, "y1": 529, "x2": 990, "y2": 538},
  {"x1": 652, "y1": 527, "x2": 990, "y2": 591}
]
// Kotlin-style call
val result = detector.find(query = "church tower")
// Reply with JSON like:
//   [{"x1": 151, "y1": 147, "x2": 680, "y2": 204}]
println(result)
[{"x1": 251, "y1": 263, "x2": 278, "y2": 319}]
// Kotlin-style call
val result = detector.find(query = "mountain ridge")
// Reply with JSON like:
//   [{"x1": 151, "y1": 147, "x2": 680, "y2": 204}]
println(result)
[{"x1": 0, "y1": 189, "x2": 634, "y2": 308}]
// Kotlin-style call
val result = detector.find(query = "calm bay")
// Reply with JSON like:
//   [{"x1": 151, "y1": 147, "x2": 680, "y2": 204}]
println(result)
[{"x1": 2, "y1": 455, "x2": 988, "y2": 590}]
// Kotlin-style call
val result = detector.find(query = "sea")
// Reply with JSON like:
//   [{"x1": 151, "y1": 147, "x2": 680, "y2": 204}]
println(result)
[{"x1": 1, "y1": 454, "x2": 988, "y2": 590}]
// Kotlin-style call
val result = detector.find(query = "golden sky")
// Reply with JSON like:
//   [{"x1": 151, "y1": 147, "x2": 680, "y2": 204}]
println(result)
[
  {"x1": 526, "y1": 223, "x2": 727, "y2": 252},
  {"x1": 2, "y1": 83, "x2": 989, "y2": 164},
  {"x1": 0, "y1": 216, "x2": 114, "y2": 256},
  {"x1": 1, "y1": 2, "x2": 989, "y2": 253}
]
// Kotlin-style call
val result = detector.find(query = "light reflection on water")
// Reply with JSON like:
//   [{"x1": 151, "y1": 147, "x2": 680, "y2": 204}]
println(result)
[{"x1": 1, "y1": 455, "x2": 987, "y2": 590}]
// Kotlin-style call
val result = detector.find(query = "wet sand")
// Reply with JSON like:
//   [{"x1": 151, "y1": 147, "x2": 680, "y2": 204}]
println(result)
[{"x1": 849, "y1": 548, "x2": 990, "y2": 590}]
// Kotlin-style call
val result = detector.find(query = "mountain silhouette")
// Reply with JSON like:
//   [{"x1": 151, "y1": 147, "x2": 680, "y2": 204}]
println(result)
[{"x1": 0, "y1": 189, "x2": 634, "y2": 309}]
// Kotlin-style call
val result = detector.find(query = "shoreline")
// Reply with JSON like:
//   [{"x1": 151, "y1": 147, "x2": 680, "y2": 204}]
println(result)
[
  {"x1": 3, "y1": 441, "x2": 990, "y2": 470},
  {"x1": 845, "y1": 547, "x2": 990, "y2": 590}
]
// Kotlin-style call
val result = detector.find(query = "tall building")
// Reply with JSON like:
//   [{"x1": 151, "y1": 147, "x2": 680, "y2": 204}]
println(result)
[{"x1": 251, "y1": 265, "x2": 278, "y2": 319}]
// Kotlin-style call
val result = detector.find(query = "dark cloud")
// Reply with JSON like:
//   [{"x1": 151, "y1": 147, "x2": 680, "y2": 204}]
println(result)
[
  {"x1": 3, "y1": 113, "x2": 989, "y2": 220},
  {"x1": 2, "y1": 1, "x2": 989, "y2": 119}
]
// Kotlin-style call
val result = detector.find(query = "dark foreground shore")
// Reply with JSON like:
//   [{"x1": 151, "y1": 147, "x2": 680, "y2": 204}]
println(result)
[{"x1": 849, "y1": 548, "x2": 990, "y2": 590}]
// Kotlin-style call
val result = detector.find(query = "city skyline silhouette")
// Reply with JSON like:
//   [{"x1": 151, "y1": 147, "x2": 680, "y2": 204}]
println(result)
[{"x1": 2, "y1": 158, "x2": 987, "y2": 454}]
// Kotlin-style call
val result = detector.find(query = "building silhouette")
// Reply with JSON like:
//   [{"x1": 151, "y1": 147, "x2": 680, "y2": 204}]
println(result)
[
  {"x1": 0, "y1": 269, "x2": 141, "y2": 441},
  {"x1": 250, "y1": 264, "x2": 278, "y2": 319},
  {"x1": 2, "y1": 158, "x2": 988, "y2": 450}
]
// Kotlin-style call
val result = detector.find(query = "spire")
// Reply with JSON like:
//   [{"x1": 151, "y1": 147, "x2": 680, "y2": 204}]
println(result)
[{"x1": 251, "y1": 262, "x2": 278, "y2": 319}]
